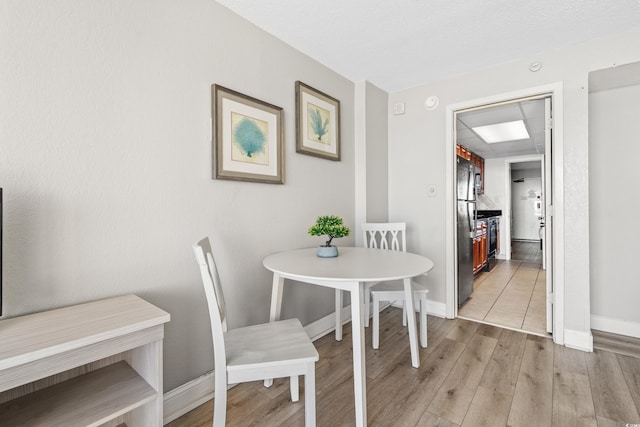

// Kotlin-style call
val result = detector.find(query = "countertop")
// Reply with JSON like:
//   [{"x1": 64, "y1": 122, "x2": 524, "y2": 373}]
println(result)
[{"x1": 477, "y1": 210, "x2": 502, "y2": 219}]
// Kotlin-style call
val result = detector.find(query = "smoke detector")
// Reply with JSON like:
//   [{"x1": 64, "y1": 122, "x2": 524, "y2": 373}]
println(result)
[{"x1": 424, "y1": 96, "x2": 439, "y2": 110}]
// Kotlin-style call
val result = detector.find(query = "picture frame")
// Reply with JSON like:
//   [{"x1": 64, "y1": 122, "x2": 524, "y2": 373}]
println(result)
[
  {"x1": 212, "y1": 84, "x2": 284, "y2": 184},
  {"x1": 295, "y1": 81, "x2": 341, "y2": 161}
]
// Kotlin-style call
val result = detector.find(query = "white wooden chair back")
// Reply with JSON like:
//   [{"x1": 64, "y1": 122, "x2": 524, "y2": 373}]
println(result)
[
  {"x1": 361, "y1": 222, "x2": 407, "y2": 252},
  {"x1": 193, "y1": 237, "x2": 228, "y2": 374}
]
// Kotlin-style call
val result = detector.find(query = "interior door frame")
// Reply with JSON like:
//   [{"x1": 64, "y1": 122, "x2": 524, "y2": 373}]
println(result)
[{"x1": 445, "y1": 82, "x2": 565, "y2": 345}]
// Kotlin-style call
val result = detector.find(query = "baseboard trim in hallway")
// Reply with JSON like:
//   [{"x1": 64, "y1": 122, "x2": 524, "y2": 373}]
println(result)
[{"x1": 593, "y1": 329, "x2": 640, "y2": 359}]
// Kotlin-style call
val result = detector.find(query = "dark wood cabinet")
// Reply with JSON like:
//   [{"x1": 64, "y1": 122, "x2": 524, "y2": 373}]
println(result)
[
  {"x1": 473, "y1": 221, "x2": 487, "y2": 274},
  {"x1": 457, "y1": 144, "x2": 485, "y2": 194}
]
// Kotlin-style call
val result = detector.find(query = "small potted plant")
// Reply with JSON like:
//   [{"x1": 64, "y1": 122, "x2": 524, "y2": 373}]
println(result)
[{"x1": 308, "y1": 215, "x2": 350, "y2": 257}]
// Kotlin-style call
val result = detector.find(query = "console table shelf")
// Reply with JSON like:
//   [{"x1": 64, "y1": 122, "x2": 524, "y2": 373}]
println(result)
[
  {"x1": 0, "y1": 294, "x2": 170, "y2": 427},
  {"x1": 0, "y1": 361, "x2": 155, "y2": 426}
]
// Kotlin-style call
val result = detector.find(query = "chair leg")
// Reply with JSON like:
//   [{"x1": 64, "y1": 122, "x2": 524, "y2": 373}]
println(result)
[
  {"x1": 360, "y1": 287, "x2": 367, "y2": 325},
  {"x1": 402, "y1": 300, "x2": 407, "y2": 326},
  {"x1": 364, "y1": 287, "x2": 371, "y2": 327},
  {"x1": 335, "y1": 289, "x2": 343, "y2": 341},
  {"x1": 372, "y1": 294, "x2": 380, "y2": 349},
  {"x1": 290, "y1": 375, "x2": 299, "y2": 402},
  {"x1": 304, "y1": 362, "x2": 316, "y2": 427},
  {"x1": 419, "y1": 296, "x2": 428, "y2": 348},
  {"x1": 213, "y1": 370, "x2": 227, "y2": 427}
]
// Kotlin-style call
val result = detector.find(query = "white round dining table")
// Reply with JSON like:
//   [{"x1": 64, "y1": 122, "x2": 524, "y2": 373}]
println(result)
[{"x1": 263, "y1": 247, "x2": 434, "y2": 427}]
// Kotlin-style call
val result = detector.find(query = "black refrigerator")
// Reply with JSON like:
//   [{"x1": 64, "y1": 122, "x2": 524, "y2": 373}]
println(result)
[{"x1": 457, "y1": 157, "x2": 476, "y2": 307}]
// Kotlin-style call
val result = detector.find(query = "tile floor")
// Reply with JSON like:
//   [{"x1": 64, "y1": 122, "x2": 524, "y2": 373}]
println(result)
[{"x1": 458, "y1": 241, "x2": 549, "y2": 336}]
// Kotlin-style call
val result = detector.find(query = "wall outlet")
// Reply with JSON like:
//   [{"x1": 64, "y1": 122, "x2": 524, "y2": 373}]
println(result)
[{"x1": 428, "y1": 184, "x2": 437, "y2": 197}]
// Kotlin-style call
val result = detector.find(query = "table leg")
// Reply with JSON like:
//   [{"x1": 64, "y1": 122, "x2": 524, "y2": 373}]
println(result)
[
  {"x1": 269, "y1": 274, "x2": 284, "y2": 322},
  {"x1": 403, "y1": 278, "x2": 420, "y2": 368},
  {"x1": 265, "y1": 273, "x2": 285, "y2": 388},
  {"x1": 335, "y1": 289, "x2": 343, "y2": 341},
  {"x1": 350, "y1": 284, "x2": 367, "y2": 427}
]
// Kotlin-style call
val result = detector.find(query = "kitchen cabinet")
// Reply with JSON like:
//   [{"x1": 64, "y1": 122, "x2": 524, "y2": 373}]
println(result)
[
  {"x1": 473, "y1": 233, "x2": 481, "y2": 273},
  {"x1": 456, "y1": 144, "x2": 485, "y2": 194},
  {"x1": 473, "y1": 154, "x2": 485, "y2": 195},
  {"x1": 456, "y1": 144, "x2": 472, "y2": 160},
  {"x1": 473, "y1": 221, "x2": 487, "y2": 274}
]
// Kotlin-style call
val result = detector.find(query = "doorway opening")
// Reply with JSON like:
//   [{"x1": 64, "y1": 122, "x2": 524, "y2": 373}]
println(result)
[
  {"x1": 509, "y1": 160, "x2": 544, "y2": 265},
  {"x1": 445, "y1": 84, "x2": 564, "y2": 344},
  {"x1": 458, "y1": 155, "x2": 549, "y2": 336}
]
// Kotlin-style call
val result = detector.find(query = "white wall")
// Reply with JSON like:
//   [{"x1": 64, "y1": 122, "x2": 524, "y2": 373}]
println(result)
[
  {"x1": 479, "y1": 158, "x2": 507, "y2": 257},
  {"x1": 511, "y1": 169, "x2": 542, "y2": 241},
  {"x1": 478, "y1": 160, "x2": 506, "y2": 212},
  {"x1": 0, "y1": 0, "x2": 356, "y2": 391},
  {"x1": 589, "y1": 81, "x2": 640, "y2": 328},
  {"x1": 388, "y1": 28, "x2": 640, "y2": 338},
  {"x1": 365, "y1": 82, "x2": 389, "y2": 223}
]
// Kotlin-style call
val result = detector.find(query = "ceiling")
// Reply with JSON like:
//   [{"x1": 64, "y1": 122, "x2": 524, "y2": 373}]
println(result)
[
  {"x1": 456, "y1": 98, "x2": 547, "y2": 159},
  {"x1": 214, "y1": 1, "x2": 640, "y2": 160},
  {"x1": 458, "y1": 58, "x2": 640, "y2": 160},
  {"x1": 214, "y1": 0, "x2": 640, "y2": 93}
]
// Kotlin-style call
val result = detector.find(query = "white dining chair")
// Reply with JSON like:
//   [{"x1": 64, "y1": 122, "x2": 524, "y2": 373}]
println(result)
[
  {"x1": 193, "y1": 237, "x2": 318, "y2": 427},
  {"x1": 363, "y1": 223, "x2": 429, "y2": 349}
]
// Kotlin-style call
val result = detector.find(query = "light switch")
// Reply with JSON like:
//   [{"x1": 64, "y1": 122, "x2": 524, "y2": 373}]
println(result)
[{"x1": 428, "y1": 184, "x2": 437, "y2": 197}]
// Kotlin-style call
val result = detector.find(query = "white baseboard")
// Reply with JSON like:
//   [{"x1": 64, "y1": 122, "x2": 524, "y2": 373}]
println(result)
[
  {"x1": 163, "y1": 371, "x2": 215, "y2": 424},
  {"x1": 591, "y1": 314, "x2": 640, "y2": 339},
  {"x1": 163, "y1": 299, "x2": 445, "y2": 423},
  {"x1": 390, "y1": 298, "x2": 446, "y2": 318},
  {"x1": 304, "y1": 305, "x2": 353, "y2": 341},
  {"x1": 563, "y1": 328, "x2": 594, "y2": 352},
  {"x1": 426, "y1": 299, "x2": 446, "y2": 318}
]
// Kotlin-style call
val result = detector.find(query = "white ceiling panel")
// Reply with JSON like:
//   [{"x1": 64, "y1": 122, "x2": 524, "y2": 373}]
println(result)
[
  {"x1": 456, "y1": 99, "x2": 546, "y2": 159},
  {"x1": 215, "y1": 0, "x2": 640, "y2": 92}
]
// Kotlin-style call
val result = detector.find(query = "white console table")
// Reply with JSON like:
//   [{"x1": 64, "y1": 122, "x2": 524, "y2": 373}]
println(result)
[{"x1": 0, "y1": 294, "x2": 170, "y2": 427}]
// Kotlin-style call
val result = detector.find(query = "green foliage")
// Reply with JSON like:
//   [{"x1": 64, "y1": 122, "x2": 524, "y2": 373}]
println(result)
[
  {"x1": 309, "y1": 108, "x2": 329, "y2": 142},
  {"x1": 308, "y1": 215, "x2": 350, "y2": 247}
]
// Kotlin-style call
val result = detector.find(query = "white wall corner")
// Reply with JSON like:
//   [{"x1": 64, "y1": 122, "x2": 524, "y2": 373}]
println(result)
[
  {"x1": 563, "y1": 328, "x2": 594, "y2": 352},
  {"x1": 354, "y1": 80, "x2": 368, "y2": 245},
  {"x1": 591, "y1": 314, "x2": 640, "y2": 339}
]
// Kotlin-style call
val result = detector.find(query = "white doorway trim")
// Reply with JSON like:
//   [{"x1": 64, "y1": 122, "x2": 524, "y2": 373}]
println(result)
[{"x1": 444, "y1": 82, "x2": 565, "y2": 345}]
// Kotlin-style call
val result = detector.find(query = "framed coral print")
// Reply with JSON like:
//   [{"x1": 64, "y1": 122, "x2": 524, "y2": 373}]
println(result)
[
  {"x1": 295, "y1": 81, "x2": 341, "y2": 161},
  {"x1": 212, "y1": 85, "x2": 284, "y2": 184}
]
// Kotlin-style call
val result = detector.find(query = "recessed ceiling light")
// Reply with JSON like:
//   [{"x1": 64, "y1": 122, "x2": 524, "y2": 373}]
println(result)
[{"x1": 472, "y1": 120, "x2": 530, "y2": 144}]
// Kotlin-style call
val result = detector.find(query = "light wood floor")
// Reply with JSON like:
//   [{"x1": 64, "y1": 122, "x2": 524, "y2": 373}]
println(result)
[
  {"x1": 166, "y1": 309, "x2": 640, "y2": 426},
  {"x1": 459, "y1": 241, "x2": 548, "y2": 336}
]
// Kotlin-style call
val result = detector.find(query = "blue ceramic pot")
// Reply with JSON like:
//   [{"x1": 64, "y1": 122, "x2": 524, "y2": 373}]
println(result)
[{"x1": 316, "y1": 246, "x2": 339, "y2": 258}]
